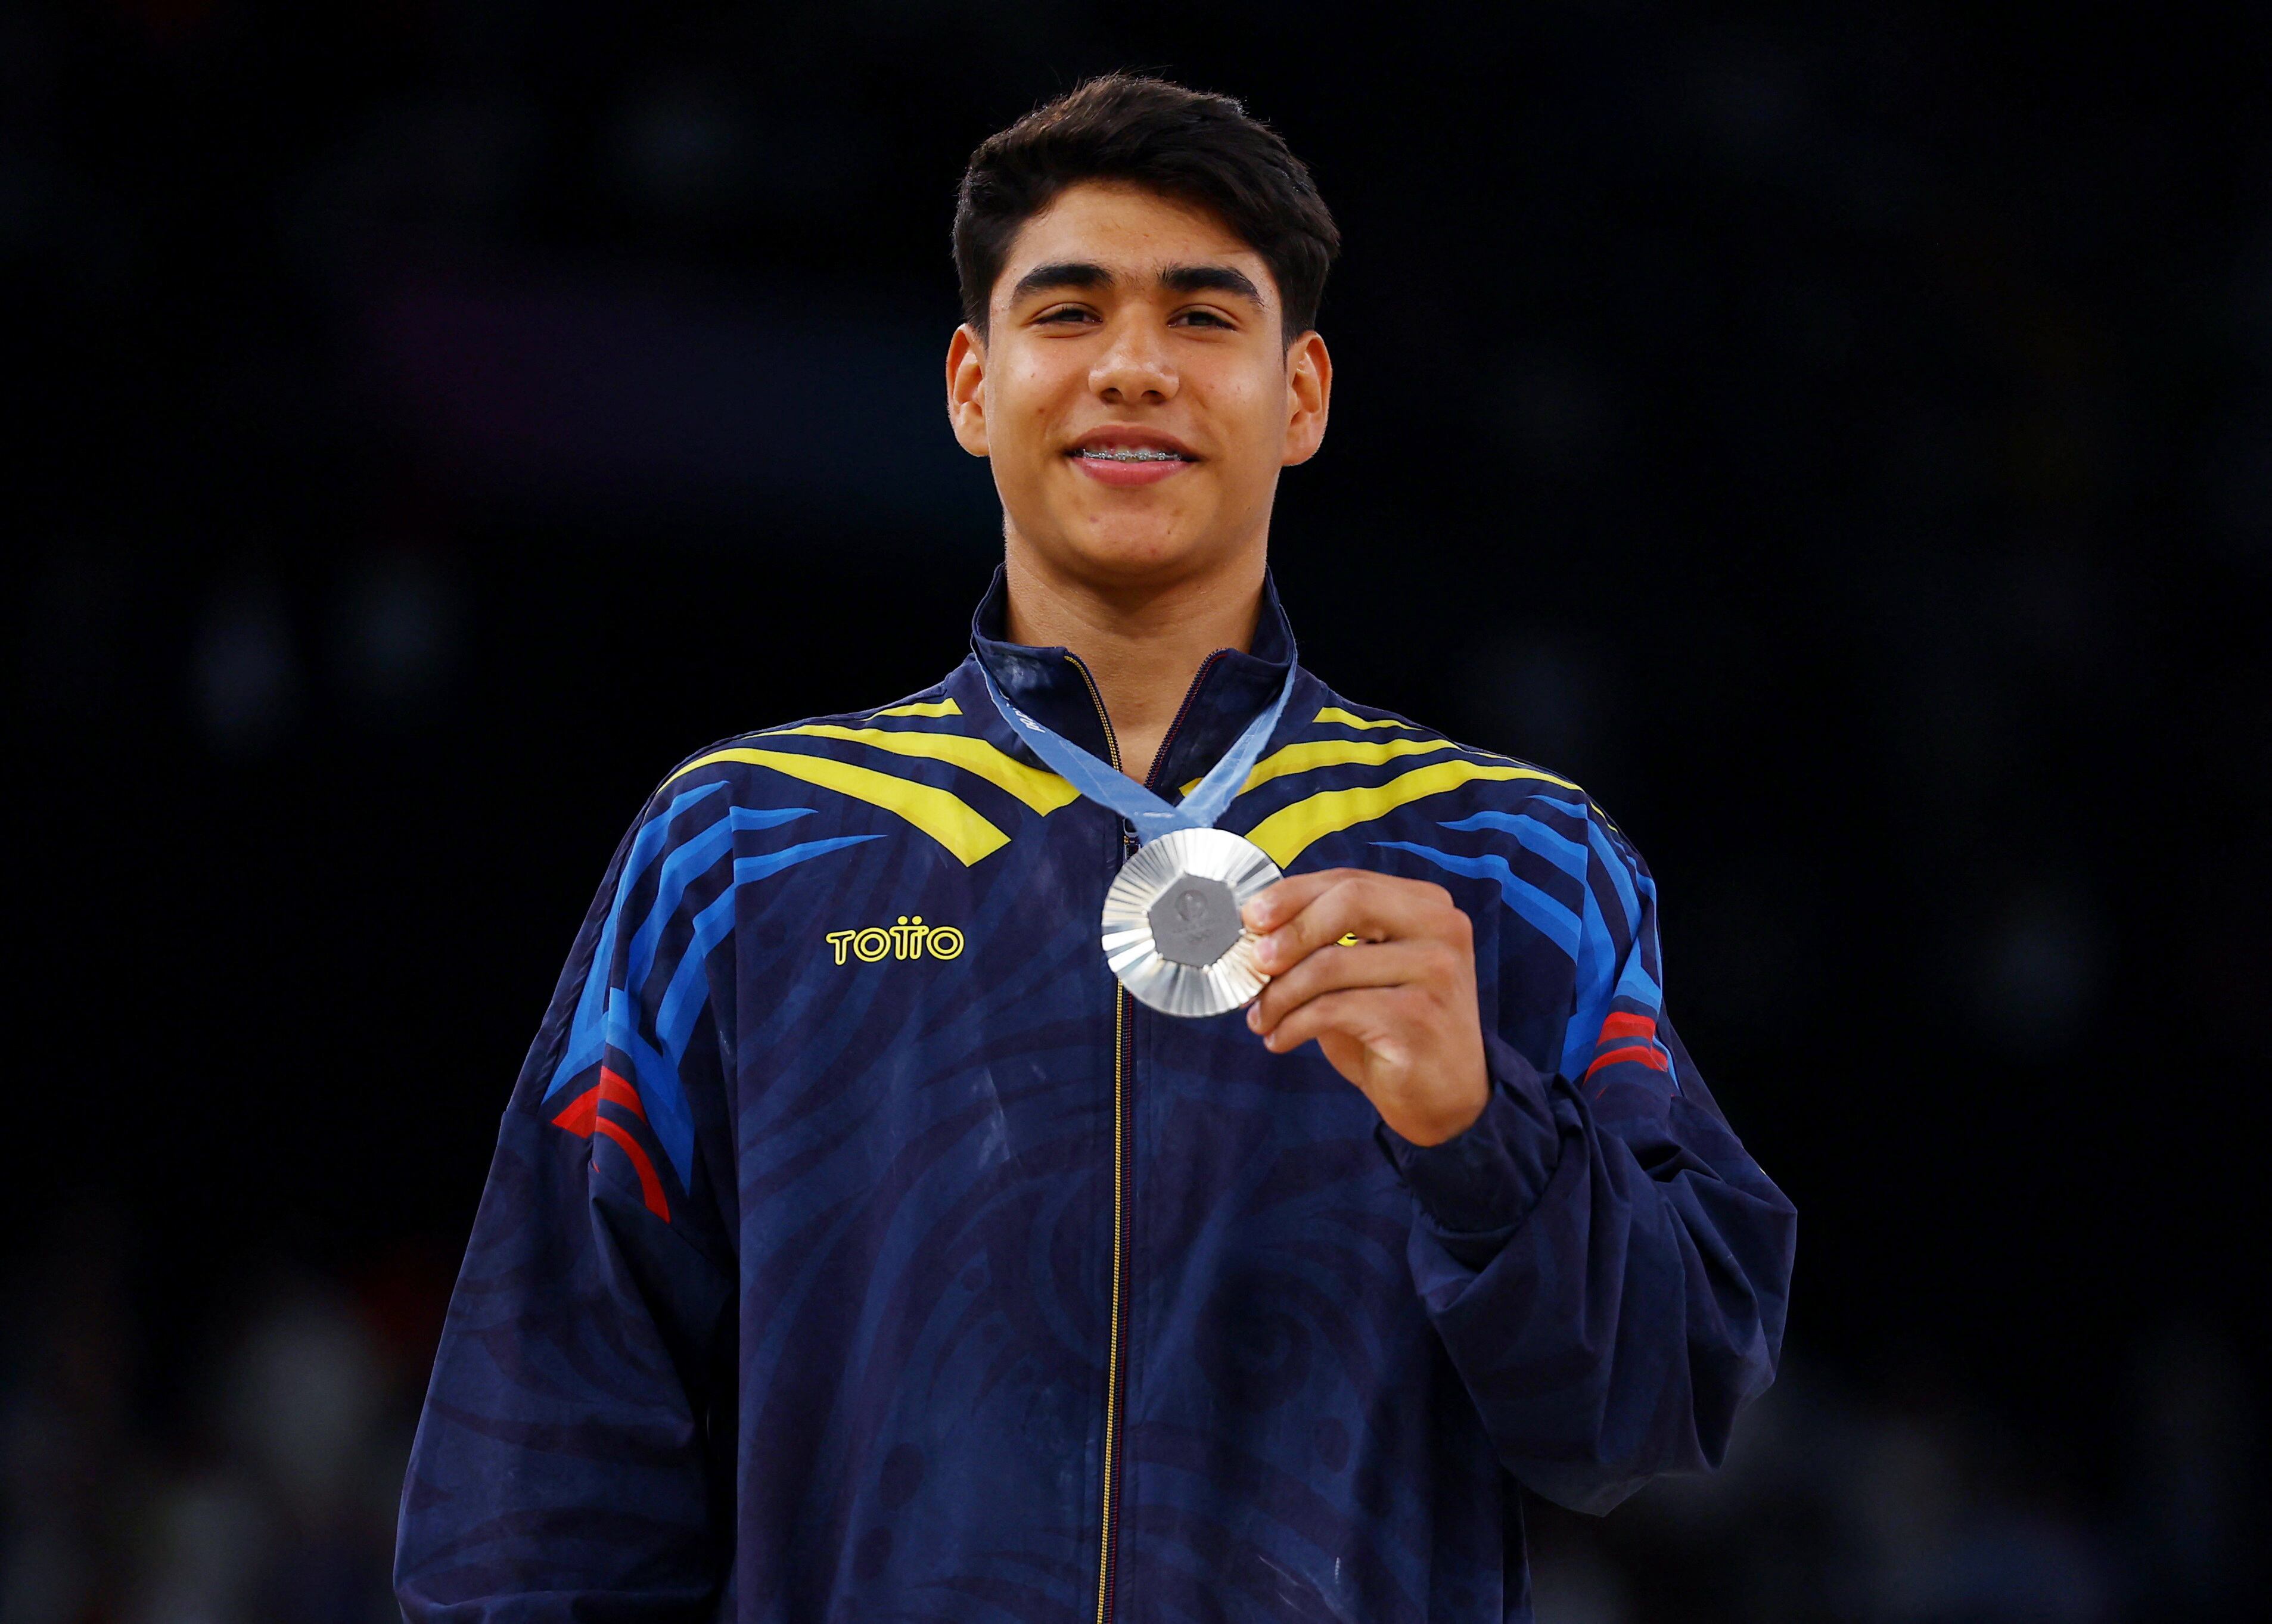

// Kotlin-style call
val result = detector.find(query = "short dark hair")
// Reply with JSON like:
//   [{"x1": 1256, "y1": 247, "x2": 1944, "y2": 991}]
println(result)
[{"x1": 954, "y1": 74, "x2": 1340, "y2": 342}]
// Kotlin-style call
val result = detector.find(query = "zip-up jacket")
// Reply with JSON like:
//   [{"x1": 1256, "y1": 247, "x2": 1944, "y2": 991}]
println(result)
[{"x1": 395, "y1": 570, "x2": 1797, "y2": 1623}]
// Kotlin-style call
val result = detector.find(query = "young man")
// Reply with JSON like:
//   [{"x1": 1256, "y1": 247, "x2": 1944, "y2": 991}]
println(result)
[{"x1": 397, "y1": 74, "x2": 1795, "y2": 1623}]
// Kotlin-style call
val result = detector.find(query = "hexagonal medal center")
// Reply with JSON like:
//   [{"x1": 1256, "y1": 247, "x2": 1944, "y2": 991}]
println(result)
[{"x1": 1146, "y1": 874, "x2": 1243, "y2": 967}]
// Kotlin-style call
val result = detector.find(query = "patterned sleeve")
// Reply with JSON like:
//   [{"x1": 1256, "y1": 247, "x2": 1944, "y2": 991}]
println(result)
[
  {"x1": 393, "y1": 780, "x2": 757, "y2": 1618},
  {"x1": 1378, "y1": 806, "x2": 1798, "y2": 1514}
]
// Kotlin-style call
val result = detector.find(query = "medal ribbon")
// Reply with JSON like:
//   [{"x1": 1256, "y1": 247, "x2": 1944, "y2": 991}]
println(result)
[{"x1": 978, "y1": 649, "x2": 1297, "y2": 844}]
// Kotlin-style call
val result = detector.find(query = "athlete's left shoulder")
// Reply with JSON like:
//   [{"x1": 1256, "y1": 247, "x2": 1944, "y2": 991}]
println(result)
[{"x1": 1238, "y1": 679, "x2": 1636, "y2": 868}]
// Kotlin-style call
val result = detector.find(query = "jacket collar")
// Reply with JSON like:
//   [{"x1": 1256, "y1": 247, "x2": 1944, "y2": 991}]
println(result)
[{"x1": 968, "y1": 563, "x2": 1298, "y2": 795}]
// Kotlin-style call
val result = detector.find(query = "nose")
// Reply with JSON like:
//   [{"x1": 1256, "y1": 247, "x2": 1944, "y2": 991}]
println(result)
[{"x1": 1089, "y1": 316, "x2": 1178, "y2": 405}]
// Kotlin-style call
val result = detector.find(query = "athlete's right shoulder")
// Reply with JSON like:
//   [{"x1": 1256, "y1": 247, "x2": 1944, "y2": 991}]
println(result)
[
  {"x1": 604, "y1": 667, "x2": 1077, "y2": 870},
  {"x1": 635, "y1": 677, "x2": 969, "y2": 812}
]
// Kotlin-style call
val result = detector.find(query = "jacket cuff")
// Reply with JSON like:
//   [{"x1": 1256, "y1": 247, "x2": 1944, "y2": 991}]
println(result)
[{"x1": 1376, "y1": 1032, "x2": 1562, "y2": 1249}]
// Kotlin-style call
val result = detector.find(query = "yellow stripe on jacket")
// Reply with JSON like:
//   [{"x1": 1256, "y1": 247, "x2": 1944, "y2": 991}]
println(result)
[
  {"x1": 668, "y1": 746, "x2": 1012, "y2": 864},
  {"x1": 1240, "y1": 758, "x2": 1584, "y2": 868}
]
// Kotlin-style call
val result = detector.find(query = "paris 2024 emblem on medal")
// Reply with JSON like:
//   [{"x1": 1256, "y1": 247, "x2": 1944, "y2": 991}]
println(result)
[{"x1": 1101, "y1": 826, "x2": 1283, "y2": 1017}]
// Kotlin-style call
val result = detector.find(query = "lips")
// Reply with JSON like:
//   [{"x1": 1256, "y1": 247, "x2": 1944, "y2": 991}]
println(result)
[
  {"x1": 1066, "y1": 427, "x2": 1199, "y2": 486},
  {"x1": 1079, "y1": 446, "x2": 1187, "y2": 462}
]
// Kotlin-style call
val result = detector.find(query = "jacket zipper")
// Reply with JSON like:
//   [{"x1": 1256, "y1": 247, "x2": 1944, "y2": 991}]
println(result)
[
  {"x1": 1067, "y1": 651, "x2": 1224, "y2": 1624},
  {"x1": 1145, "y1": 651, "x2": 1225, "y2": 800},
  {"x1": 1065, "y1": 654, "x2": 1130, "y2": 1624},
  {"x1": 1099, "y1": 975, "x2": 1129, "y2": 1624}
]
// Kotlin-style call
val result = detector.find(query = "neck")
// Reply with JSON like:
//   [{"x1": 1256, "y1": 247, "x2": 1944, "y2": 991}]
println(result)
[{"x1": 1002, "y1": 539, "x2": 1266, "y2": 788}]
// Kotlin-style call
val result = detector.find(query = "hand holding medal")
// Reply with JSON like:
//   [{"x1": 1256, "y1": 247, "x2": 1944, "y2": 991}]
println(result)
[{"x1": 1241, "y1": 869, "x2": 1491, "y2": 1147}]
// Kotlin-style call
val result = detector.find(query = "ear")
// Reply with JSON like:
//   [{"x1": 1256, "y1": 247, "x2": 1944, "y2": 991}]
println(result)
[
  {"x1": 946, "y1": 324, "x2": 990, "y2": 458},
  {"x1": 1281, "y1": 329, "x2": 1332, "y2": 466}
]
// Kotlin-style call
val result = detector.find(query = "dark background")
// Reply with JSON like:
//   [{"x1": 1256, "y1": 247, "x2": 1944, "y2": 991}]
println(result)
[{"x1": 6, "y1": 2, "x2": 2266, "y2": 1620}]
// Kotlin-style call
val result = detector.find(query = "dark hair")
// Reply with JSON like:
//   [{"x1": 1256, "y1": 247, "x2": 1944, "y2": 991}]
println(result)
[{"x1": 954, "y1": 74, "x2": 1339, "y2": 341}]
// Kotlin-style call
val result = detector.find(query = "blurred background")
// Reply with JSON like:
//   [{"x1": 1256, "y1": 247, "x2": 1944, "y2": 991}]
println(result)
[{"x1": 5, "y1": 2, "x2": 2267, "y2": 1620}]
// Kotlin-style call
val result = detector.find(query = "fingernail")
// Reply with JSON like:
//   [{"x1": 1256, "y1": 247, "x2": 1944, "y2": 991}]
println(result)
[{"x1": 1246, "y1": 1006, "x2": 1260, "y2": 1031}]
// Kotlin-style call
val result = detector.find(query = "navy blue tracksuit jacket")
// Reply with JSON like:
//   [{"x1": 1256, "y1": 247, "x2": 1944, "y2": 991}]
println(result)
[{"x1": 396, "y1": 571, "x2": 1796, "y2": 1622}]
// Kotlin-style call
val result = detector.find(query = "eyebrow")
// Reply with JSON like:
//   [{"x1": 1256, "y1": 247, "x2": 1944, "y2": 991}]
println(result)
[
  {"x1": 1008, "y1": 261, "x2": 1268, "y2": 308},
  {"x1": 1160, "y1": 264, "x2": 1265, "y2": 306},
  {"x1": 1009, "y1": 262, "x2": 1114, "y2": 302}
]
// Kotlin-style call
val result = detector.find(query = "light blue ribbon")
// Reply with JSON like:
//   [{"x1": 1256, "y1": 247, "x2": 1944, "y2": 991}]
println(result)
[{"x1": 978, "y1": 651, "x2": 1296, "y2": 844}]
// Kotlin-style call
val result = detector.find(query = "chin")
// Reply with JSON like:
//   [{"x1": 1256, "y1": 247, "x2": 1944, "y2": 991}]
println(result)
[
  {"x1": 1059, "y1": 522, "x2": 1229, "y2": 584},
  {"x1": 1003, "y1": 470, "x2": 1261, "y2": 587}
]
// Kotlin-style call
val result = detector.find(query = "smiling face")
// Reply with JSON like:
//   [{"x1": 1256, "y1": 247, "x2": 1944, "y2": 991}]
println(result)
[{"x1": 947, "y1": 181, "x2": 1331, "y2": 593}]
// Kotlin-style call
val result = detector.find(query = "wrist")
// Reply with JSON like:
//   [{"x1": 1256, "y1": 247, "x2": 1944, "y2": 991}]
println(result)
[
  {"x1": 1376, "y1": 1037, "x2": 1564, "y2": 1248},
  {"x1": 1375, "y1": 1063, "x2": 1489, "y2": 1147}
]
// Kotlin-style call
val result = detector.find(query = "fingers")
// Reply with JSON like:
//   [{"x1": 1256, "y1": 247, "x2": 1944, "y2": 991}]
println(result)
[
  {"x1": 1244, "y1": 869, "x2": 1465, "y2": 978},
  {"x1": 1240, "y1": 867, "x2": 1345, "y2": 932},
  {"x1": 1246, "y1": 938, "x2": 1450, "y2": 1043},
  {"x1": 1257, "y1": 987, "x2": 1410, "y2": 1060}
]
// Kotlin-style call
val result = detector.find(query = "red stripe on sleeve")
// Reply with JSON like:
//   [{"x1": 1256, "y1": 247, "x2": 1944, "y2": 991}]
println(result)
[
  {"x1": 1597, "y1": 1011, "x2": 1657, "y2": 1043},
  {"x1": 549, "y1": 1087, "x2": 600, "y2": 1137},
  {"x1": 1584, "y1": 1043, "x2": 1671, "y2": 1078},
  {"x1": 598, "y1": 1065, "x2": 648, "y2": 1122},
  {"x1": 593, "y1": 1116, "x2": 672, "y2": 1221}
]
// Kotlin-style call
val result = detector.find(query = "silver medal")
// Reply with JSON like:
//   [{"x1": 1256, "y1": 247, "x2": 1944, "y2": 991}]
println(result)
[{"x1": 1101, "y1": 826, "x2": 1283, "y2": 1018}]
